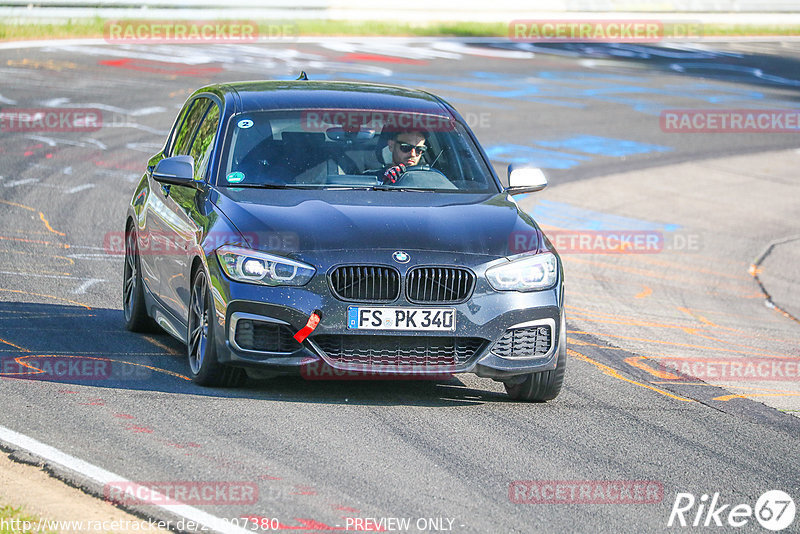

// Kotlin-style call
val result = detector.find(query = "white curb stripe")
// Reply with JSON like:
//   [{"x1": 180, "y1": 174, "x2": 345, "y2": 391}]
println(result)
[{"x1": 0, "y1": 425, "x2": 253, "y2": 534}]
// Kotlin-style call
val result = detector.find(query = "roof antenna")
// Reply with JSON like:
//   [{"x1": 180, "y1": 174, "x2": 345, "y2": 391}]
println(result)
[{"x1": 297, "y1": 71, "x2": 308, "y2": 81}]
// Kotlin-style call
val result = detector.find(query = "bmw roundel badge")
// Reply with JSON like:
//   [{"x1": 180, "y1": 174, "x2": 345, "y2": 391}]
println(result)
[{"x1": 392, "y1": 251, "x2": 410, "y2": 264}]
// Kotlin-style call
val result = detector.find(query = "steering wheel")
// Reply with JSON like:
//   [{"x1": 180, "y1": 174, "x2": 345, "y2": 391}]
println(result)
[{"x1": 390, "y1": 164, "x2": 447, "y2": 185}]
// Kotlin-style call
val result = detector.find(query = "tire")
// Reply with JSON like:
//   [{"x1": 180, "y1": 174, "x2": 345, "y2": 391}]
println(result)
[
  {"x1": 504, "y1": 312, "x2": 567, "y2": 402},
  {"x1": 123, "y1": 226, "x2": 157, "y2": 332},
  {"x1": 187, "y1": 268, "x2": 245, "y2": 387}
]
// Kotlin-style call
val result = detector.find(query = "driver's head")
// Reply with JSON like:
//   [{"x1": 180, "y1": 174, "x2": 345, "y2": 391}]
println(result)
[{"x1": 387, "y1": 131, "x2": 427, "y2": 166}]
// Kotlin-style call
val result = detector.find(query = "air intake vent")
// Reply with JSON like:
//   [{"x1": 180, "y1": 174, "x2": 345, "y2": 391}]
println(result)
[
  {"x1": 491, "y1": 325, "x2": 552, "y2": 359},
  {"x1": 330, "y1": 266, "x2": 400, "y2": 302},
  {"x1": 234, "y1": 319, "x2": 302, "y2": 353},
  {"x1": 313, "y1": 335, "x2": 485, "y2": 368}
]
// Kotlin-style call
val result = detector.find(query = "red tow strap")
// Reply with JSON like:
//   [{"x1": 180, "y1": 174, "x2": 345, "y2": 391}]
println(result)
[{"x1": 293, "y1": 310, "x2": 322, "y2": 343}]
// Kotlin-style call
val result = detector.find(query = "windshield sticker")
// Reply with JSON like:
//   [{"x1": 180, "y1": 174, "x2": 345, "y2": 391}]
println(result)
[
  {"x1": 226, "y1": 171, "x2": 245, "y2": 183},
  {"x1": 237, "y1": 119, "x2": 254, "y2": 129}
]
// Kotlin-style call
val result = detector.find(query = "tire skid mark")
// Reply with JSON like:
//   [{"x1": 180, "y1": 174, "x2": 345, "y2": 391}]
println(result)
[
  {"x1": 570, "y1": 330, "x2": 797, "y2": 360},
  {"x1": 679, "y1": 327, "x2": 797, "y2": 354},
  {"x1": 676, "y1": 306, "x2": 740, "y2": 332},
  {"x1": 9, "y1": 354, "x2": 190, "y2": 381},
  {"x1": 568, "y1": 348, "x2": 692, "y2": 402},
  {"x1": 563, "y1": 255, "x2": 756, "y2": 293},
  {"x1": 0, "y1": 235, "x2": 70, "y2": 248},
  {"x1": 567, "y1": 304, "x2": 701, "y2": 329},
  {"x1": 564, "y1": 267, "x2": 757, "y2": 298},
  {"x1": 0, "y1": 229, "x2": 62, "y2": 236},
  {"x1": 1, "y1": 269, "x2": 72, "y2": 277},
  {"x1": 570, "y1": 336, "x2": 799, "y2": 372},
  {"x1": 142, "y1": 336, "x2": 181, "y2": 356},
  {"x1": 0, "y1": 248, "x2": 75, "y2": 265},
  {"x1": 0, "y1": 349, "x2": 190, "y2": 381},
  {"x1": 623, "y1": 356, "x2": 681, "y2": 380},
  {"x1": 651, "y1": 382, "x2": 800, "y2": 397},
  {"x1": 675, "y1": 306, "x2": 799, "y2": 344},
  {"x1": 569, "y1": 304, "x2": 800, "y2": 346},
  {"x1": 714, "y1": 392, "x2": 800, "y2": 401},
  {"x1": 0, "y1": 350, "x2": 164, "y2": 356},
  {"x1": 0, "y1": 310, "x2": 91, "y2": 317},
  {"x1": 0, "y1": 288, "x2": 89, "y2": 308},
  {"x1": 562, "y1": 223, "x2": 799, "y2": 409},
  {"x1": 625, "y1": 253, "x2": 751, "y2": 281}
]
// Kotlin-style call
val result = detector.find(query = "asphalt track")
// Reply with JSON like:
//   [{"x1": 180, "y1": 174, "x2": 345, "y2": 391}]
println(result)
[{"x1": 0, "y1": 38, "x2": 799, "y2": 533}]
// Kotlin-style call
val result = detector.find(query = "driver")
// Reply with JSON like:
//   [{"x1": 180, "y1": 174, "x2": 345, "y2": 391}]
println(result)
[{"x1": 381, "y1": 130, "x2": 427, "y2": 184}]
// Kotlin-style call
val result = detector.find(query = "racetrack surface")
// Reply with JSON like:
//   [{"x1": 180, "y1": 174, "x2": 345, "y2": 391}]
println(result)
[{"x1": 0, "y1": 38, "x2": 799, "y2": 532}]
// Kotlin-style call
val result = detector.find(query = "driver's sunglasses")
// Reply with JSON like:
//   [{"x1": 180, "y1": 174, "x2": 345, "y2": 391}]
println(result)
[{"x1": 397, "y1": 142, "x2": 427, "y2": 155}]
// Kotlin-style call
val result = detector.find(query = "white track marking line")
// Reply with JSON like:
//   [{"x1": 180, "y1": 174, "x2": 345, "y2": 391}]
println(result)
[
  {"x1": 3, "y1": 178, "x2": 40, "y2": 187},
  {"x1": 0, "y1": 271, "x2": 104, "y2": 283},
  {"x1": 67, "y1": 245, "x2": 107, "y2": 251},
  {"x1": 432, "y1": 40, "x2": 535, "y2": 58},
  {"x1": 66, "y1": 183, "x2": 95, "y2": 194},
  {"x1": 66, "y1": 254, "x2": 119, "y2": 261},
  {"x1": 72, "y1": 278, "x2": 103, "y2": 294},
  {"x1": 0, "y1": 425, "x2": 253, "y2": 534},
  {"x1": 40, "y1": 98, "x2": 166, "y2": 117}
]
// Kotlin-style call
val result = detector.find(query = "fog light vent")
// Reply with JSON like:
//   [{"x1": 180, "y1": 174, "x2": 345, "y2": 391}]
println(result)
[
  {"x1": 234, "y1": 318, "x2": 301, "y2": 353},
  {"x1": 491, "y1": 325, "x2": 552, "y2": 359}
]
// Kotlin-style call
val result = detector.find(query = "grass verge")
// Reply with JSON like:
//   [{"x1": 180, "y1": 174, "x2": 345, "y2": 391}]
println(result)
[
  {"x1": 0, "y1": 504, "x2": 55, "y2": 534},
  {"x1": 0, "y1": 18, "x2": 799, "y2": 42}
]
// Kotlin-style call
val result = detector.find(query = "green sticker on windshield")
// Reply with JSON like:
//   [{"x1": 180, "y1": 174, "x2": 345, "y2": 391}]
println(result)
[{"x1": 226, "y1": 171, "x2": 245, "y2": 183}]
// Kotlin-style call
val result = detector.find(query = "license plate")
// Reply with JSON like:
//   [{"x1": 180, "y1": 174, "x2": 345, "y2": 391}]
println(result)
[{"x1": 347, "y1": 307, "x2": 456, "y2": 331}]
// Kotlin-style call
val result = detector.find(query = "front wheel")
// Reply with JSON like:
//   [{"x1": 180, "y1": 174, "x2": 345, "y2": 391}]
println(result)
[
  {"x1": 504, "y1": 313, "x2": 567, "y2": 402},
  {"x1": 187, "y1": 268, "x2": 245, "y2": 387},
  {"x1": 504, "y1": 348, "x2": 565, "y2": 402}
]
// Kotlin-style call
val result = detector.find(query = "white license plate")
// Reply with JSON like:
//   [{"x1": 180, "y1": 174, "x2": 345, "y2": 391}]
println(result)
[{"x1": 347, "y1": 307, "x2": 456, "y2": 331}]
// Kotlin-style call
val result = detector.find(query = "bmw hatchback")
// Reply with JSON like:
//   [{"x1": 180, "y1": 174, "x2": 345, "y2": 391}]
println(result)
[{"x1": 123, "y1": 79, "x2": 565, "y2": 401}]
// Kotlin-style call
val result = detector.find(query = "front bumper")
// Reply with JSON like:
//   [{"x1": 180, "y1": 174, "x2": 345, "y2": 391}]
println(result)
[{"x1": 207, "y1": 250, "x2": 564, "y2": 379}]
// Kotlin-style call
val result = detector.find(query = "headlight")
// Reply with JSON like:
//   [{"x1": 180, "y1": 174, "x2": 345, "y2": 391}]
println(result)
[
  {"x1": 486, "y1": 252, "x2": 558, "y2": 292},
  {"x1": 217, "y1": 245, "x2": 315, "y2": 286}
]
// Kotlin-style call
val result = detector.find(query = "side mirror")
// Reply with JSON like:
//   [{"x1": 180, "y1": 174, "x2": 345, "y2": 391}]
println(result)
[
  {"x1": 152, "y1": 155, "x2": 197, "y2": 186},
  {"x1": 506, "y1": 164, "x2": 547, "y2": 194}
]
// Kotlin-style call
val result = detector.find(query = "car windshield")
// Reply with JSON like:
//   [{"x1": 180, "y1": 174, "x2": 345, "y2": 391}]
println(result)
[{"x1": 217, "y1": 109, "x2": 498, "y2": 192}]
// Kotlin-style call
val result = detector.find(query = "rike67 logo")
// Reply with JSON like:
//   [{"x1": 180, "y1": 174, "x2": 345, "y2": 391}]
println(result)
[{"x1": 668, "y1": 490, "x2": 795, "y2": 531}]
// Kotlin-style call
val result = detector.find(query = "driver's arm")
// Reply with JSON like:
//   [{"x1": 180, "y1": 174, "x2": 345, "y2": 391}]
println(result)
[{"x1": 382, "y1": 163, "x2": 406, "y2": 184}]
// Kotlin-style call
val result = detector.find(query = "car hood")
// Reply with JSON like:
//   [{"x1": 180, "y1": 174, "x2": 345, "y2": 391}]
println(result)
[{"x1": 210, "y1": 188, "x2": 542, "y2": 258}]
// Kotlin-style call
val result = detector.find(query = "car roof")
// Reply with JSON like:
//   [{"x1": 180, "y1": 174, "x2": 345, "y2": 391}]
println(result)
[{"x1": 194, "y1": 80, "x2": 454, "y2": 116}]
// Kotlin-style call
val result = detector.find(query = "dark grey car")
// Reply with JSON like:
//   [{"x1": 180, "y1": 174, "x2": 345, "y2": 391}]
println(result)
[{"x1": 123, "y1": 80, "x2": 565, "y2": 401}]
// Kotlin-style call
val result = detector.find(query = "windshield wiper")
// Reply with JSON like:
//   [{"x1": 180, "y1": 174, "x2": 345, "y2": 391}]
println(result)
[
  {"x1": 371, "y1": 185, "x2": 434, "y2": 192},
  {"x1": 224, "y1": 183, "x2": 378, "y2": 191}
]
